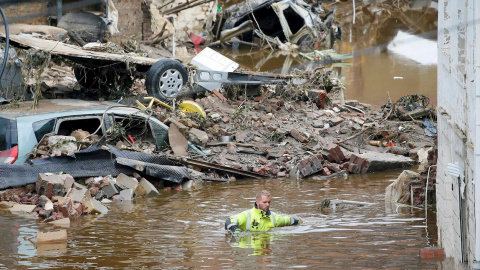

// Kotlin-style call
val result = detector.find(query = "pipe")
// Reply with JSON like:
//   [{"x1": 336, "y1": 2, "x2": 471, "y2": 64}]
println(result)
[
  {"x1": 0, "y1": 7, "x2": 9, "y2": 80},
  {"x1": 57, "y1": 0, "x2": 62, "y2": 22},
  {"x1": 475, "y1": 0, "x2": 480, "y2": 259},
  {"x1": 424, "y1": 164, "x2": 436, "y2": 247},
  {"x1": 459, "y1": 175, "x2": 465, "y2": 262}
]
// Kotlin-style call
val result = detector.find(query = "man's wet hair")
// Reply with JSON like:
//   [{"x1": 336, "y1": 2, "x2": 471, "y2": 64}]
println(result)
[{"x1": 256, "y1": 190, "x2": 271, "y2": 200}]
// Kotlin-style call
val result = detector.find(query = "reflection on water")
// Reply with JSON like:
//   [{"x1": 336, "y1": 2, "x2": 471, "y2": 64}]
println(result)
[
  {"x1": 230, "y1": 233, "x2": 284, "y2": 256},
  {"x1": 0, "y1": 169, "x2": 439, "y2": 269}
]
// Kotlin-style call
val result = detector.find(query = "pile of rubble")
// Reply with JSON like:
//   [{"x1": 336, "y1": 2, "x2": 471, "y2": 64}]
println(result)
[{"x1": 1, "y1": 172, "x2": 166, "y2": 224}]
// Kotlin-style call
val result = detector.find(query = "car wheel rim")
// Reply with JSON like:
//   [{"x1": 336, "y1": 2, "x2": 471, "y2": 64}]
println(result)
[{"x1": 159, "y1": 69, "x2": 183, "y2": 98}]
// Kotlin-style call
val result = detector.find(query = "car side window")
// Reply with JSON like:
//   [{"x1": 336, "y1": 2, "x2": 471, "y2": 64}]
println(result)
[
  {"x1": 55, "y1": 116, "x2": 104, "y2": 137},
  {"x1": 112, "y1": 114, "x2": 168, "y2": 151},
  {"x1": 32, "y1": 118, "x2": 55, "y2": 142}
]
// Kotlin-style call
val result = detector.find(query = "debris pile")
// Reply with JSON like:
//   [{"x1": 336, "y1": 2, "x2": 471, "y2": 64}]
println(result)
[{"x1": 1, "y1": 172, "x2": 163, "y2": 223}]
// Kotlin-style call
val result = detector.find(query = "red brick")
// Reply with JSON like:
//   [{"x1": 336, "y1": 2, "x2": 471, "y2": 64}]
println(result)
[
  {"x1": 252, "y1": 166, "x2": 266, "y2": 174},
  {"x1": 419, "y1": 248, "x2": 445, "y2": 261},
  {"x1": 334, "y1": 146, "x2": 346, "y2": 161},
  {"x1": 348, "y1": 163, "x2": 358, "y2": 173},
  {"x1": 328, "y1": 148, "x2": 341, "y2": 163},
  {"x1": 291, "y1": 129, "x2": 308, "y2": 143},
  {"x1": 321, "y1": 167, "x2": 331, "y2": 176},
  {"x1": 355, "y1": 157, "x2": 365, "y2": 168}
]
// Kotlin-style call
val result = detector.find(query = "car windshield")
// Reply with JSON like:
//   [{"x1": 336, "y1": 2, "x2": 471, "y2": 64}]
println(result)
[{"x1": 0, "y1": 118, "x2": 18, "y2": 151}]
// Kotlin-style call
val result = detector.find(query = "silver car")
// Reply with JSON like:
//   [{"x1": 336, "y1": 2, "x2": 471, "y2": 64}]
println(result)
[{"x1": 0, "y1": 99, "x2": 170, "y2": 164}]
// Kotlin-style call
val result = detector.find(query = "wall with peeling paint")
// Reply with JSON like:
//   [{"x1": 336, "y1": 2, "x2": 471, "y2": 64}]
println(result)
[
  {"x1": 152, "y1": 0, "x2": 217, "y2": 41},
  {"x1": 437, "y1": 0, "x2": 480, "y2": 269}
]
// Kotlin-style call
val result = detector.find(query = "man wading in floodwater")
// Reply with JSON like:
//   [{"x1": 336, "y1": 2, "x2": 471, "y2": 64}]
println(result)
[{"x1": 225, "y1": 190, "x2": 302, "y2": 234}]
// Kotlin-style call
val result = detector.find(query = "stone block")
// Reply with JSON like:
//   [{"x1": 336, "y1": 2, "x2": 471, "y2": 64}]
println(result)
[
  {"x1": 188, "y1": 128, "x2": 209, "y2": 146},
  {"x1": 48, "y1": 217, "x2": 70, "y2": 228},
  {"x1": 116, "y1": 173, "x2": 139, "y2": 190},
  {"x1": 116, "y1": 189, "x2": 135, "y2": 201},
  {"x1": 66, "y1": 183, "x2": 91, "y2": 204},
  {"x1": 37, "y1": 229, "x2": 67, "y2": 243},
  {"x1": 84, "y1": 198, "x2": 108, "y2": 214},
  {"x1": 101, "y1": 182, "x2": 119, "y2": 198},
  {"x1": 134, "y1": 184, "x2": 147, "y2": 197},
  {"x1": 9, "y1": 204, "x2": 36, "y2": 214},
  {"x1": 356, "y1": 152, "x2": 414, "y2": 173},
  {"x1": 140, "y1": 178, "x2": 160, "y2": 196}
]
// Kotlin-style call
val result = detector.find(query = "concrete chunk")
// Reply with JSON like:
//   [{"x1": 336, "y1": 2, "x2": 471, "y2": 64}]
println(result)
[
  {"x1": 84, "y1": 198, "x2": 108, "y2": 214},
  {"x1": 140, "y1": 178, "x2": 160, "y2": 196},
  {"x1": 47, "y1": 135, "x2": 77, "y2": 156},
  {"x1": 355, "y1": 151, "x2": 414, "y2": 173},
  {"x1": 101, "y1": 181, "x2": 119, "y2": 198},
  {"x1": 188, "y1": 128, "x2": 209, "y2": 146},
  {"x1": 66, "y1": 183, "x2": 91, "y2": 203},
  {"x1": 37, "y1": 229, "x2": 67, "y2": 243},
  {"x1": 134, "y1": 184, "x2": 147, "y2": 197},
  {"x1": 48, "y1": 217, "x2": 70, "y2": 228},
  {"x1": 116, "y1": 173, "x2": 139, "y2": 190},
  {"x1": 116, "y1": 188, "x2": 135, "y2": 201},
  {"x1": 9, "y1": 204, "x2": 36, "y2": 214}
]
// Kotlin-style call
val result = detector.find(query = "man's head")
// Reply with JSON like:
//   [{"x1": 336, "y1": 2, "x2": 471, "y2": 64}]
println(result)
[{"x1": 255, "y1": 190, "x2": 271, "y2": 212}]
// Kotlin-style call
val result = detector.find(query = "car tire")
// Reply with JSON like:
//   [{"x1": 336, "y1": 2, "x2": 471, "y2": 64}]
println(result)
[{"x1": 145, "y1": 59, "x2": 188, "y2": 101}]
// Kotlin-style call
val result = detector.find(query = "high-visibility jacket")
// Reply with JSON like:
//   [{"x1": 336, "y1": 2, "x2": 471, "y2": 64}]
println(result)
[{"x1": 225, "y1": 206, "x2": 297, "y2": 232}]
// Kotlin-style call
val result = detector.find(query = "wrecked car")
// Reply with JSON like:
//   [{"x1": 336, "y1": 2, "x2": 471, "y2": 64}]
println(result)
[
  {"x1": 215, "y1": 0, "x2": 340, "y2": 49},
  {"x1": 0, "y1": 99, "x2": 172, "y2": 165}
]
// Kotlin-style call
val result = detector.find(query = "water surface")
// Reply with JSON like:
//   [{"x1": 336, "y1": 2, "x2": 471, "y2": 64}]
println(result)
[{"x1": 0, "y1": 169, "x2": 438, "y2": 269}]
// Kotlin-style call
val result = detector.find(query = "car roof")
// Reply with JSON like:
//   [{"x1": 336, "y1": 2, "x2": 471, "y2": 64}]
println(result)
[{"x1": 0, "y1": 99, "x2": 141, "y2": 120}]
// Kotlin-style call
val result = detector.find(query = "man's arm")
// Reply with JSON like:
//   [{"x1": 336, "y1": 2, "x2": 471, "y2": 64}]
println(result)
[
  {"x1": 272, "y1": 212, "x2": 301, "y2": 227},
  {"x1": 225, "y1": 212, "x2": 248, "y2": 233}
]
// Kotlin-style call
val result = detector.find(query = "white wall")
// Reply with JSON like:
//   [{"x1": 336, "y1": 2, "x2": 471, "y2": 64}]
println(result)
[{"x1": 437, "y1": 0, "x2": 478, "y2": 268}]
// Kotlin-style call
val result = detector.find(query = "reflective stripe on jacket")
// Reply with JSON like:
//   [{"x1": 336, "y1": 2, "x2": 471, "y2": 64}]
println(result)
[{"x1": 228, "y1": 207, "x2": 292, "y2": 232}]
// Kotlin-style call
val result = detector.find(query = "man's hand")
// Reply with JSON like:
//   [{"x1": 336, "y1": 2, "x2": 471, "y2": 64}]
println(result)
[
  {"x1": 292, "y1": 217, "x2": 302, "y2": 225},
  {"x1": 233, "y1": 228, "x2": 242, "y2": 236}
]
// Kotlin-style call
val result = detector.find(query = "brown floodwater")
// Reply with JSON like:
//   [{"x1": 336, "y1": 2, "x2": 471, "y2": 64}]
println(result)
[{"x1": 0, "y1": 169, "x2": 438, "y2": 269}]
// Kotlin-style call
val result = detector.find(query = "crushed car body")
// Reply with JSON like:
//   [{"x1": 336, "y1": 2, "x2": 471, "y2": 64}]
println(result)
[
  {"x1": 217, "y1": 0, "x2": 340, "y2": 49},
  {"x1": 0, "y1": 99, "x2": 195, "y2": 188}
]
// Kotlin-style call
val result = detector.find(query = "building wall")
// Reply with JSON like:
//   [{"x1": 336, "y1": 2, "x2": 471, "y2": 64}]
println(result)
[
  {"x1": 2, "y1": 2, "x2": 50, "y2": 25},
  {"x1": 114, "y1": 0, "x2": 151, "y2": 39},
  {"x1": 1, "y1": 0, "x2": 151, "y2": 39},
  {"x1": 437, "y1": 0, "x2": 479, "y2": 268}
]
